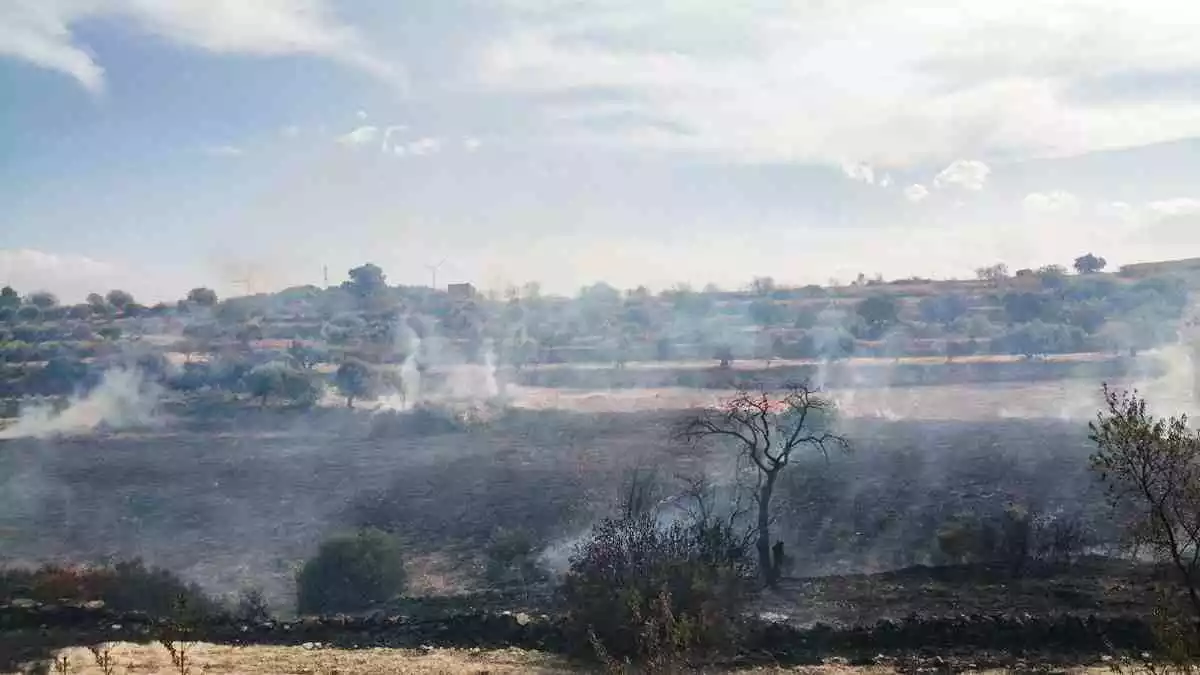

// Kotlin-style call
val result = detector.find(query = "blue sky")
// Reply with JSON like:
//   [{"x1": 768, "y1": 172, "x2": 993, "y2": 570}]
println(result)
[{"x1": 4, "y1": 1, "x2": 1200, "y2": 302}]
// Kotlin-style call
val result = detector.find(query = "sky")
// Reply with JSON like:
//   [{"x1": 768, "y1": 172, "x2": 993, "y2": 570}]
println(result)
[{"x1": 4, "y1": 1, "x2": 1200, "y2": 303}]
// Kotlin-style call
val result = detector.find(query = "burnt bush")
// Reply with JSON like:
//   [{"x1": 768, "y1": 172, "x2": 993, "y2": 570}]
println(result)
[
  {"x1": 484, "y1": 527, "x2": 545, "y2": 589},
  {"x1": 560, "y1": 514, "x2": 751, "y2": 670},
  {"x1": 934, "y1": 505, "x2": 1094, "y2": 574},
  {"x1": 296, "y1": 528, "x2": 408, "y2": 615},
  {"x1": 234, "y1": 586, "x2": 271, "y2": 622},
  {"x1": 0, "y1": 559, "x2": 218, "y2": 618}
]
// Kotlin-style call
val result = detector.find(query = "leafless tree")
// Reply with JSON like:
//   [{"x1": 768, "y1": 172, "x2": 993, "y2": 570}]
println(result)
[{"x1": 675, "y1": 384, "x2": 849, "y2": 586}]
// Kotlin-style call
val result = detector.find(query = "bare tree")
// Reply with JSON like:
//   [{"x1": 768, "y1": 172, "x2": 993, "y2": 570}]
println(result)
[{"x1": 676, "y1": 384, "x2": 849, "y2": 586}]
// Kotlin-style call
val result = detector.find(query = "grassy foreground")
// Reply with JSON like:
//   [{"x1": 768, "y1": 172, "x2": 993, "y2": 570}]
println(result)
[
  {"x1": 15, "y1": 644, "x2": 569, "y2": 675},
  {"x1": 7, "y1": 643, "x2": 1119, "y2": 675}
]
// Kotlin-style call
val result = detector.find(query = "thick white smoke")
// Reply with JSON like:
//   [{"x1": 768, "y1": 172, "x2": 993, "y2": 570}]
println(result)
[
  {"x1": 0, "y1": 368, "x2": 163, "y2": 440},
  {"x1": 371, "y1": 322, "x2": 502, "y2": 412}
]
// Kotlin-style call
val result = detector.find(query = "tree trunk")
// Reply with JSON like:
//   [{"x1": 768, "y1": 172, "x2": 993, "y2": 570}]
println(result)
[
  {"x1": 756, "y1": 470, "x2": 779, "y2": 587},
  {"x1": 346, "y1": 396, "x2": 354, "y2": 409}
]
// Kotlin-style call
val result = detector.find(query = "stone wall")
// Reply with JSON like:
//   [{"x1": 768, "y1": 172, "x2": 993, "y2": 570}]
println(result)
[
  {"x1": 515, "y1": 357, "x2": 1145, "y2": 391},
  {"x1": 0, "y1": 599, "x2": 1158, "y2": 670}
]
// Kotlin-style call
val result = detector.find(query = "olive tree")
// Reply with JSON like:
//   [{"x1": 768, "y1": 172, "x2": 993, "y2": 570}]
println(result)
[
  {"x1": 335, "y1": 359, "x2": 375, "y2": 408},
  {"x1": 1090, "y1": 385, "x2": 1200, "y2": 620},
  {"x1": 676, "y1": 384, "x2": 848, "y2": 586},
  {"x1": 186, "y1": 287, "x2": 219, "y2": 307},
  {"x1": 105, "y1": 289, "x2": 135, "y2": 311}
]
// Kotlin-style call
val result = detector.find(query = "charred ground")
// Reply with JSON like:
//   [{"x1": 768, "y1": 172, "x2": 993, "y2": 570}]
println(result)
[{"x1": 0, "y1": 404, "x2": 1118, "y2": 615}]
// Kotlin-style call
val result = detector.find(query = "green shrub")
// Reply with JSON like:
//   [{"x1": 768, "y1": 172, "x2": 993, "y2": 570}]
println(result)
[
  {"x1": 561, "y1": 514, "x2": 749, "y2": 670},
  {"x1": 296, "y1": 528, "x2": 407, "y2": 615},
  {"x1": 280, "y1": 367, "x2": 324, "y2": 407}
]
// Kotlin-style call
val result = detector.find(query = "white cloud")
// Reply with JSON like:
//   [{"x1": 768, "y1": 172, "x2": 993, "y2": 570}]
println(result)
[
  {"x1": 0, "y1": 249, "x2": 121, "y2": 302},
  {"x1": 201, "y1": 144, "x2": 244, "y2": 157},
  {"x1": 281, "y1": 125, "x2": 301, "y2": 138},
  {"x1": 356, "y1": 109, "x2": 368, "y2": 120},
  {"x1": 463, "y1": 137, "x2": 482, "y2": 152},
  {"x1": 933, "y1": 160, "x2": 990, "y2": 191},
  {"x1": 1148, "y1": 198, "x2": 1200, "y2": 218},
  {"x1": 840, "y1": 161, "x2": 875, "y2": 185},
  {"x1": 0, "y1": 0, "x2": 399, "y2": 92},
  {"x1": 1022, "y1": 190, "x2": 1081, "y2": 218},
  {"x1": 336, "y1": 125, "x2": 379, "y2": 147},
  {"x1": 0, "y1": 3, "x2": 106, "y2": 92},
  {"x1": 878, "y1": 174, "x2": 892, "y2": 188},
  {"x1": 476, "y1": 2, "x2": 1200, "y2": 167},
  {"x1": 903, "y1": 184, "x2": 929, "y2": 203},
  {"x1": 407, "y1": 137, "x2": 442, "y2": 156}
]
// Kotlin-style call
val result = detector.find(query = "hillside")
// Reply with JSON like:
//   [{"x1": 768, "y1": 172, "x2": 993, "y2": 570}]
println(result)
[{"x1": 1, "y1": 258, "x2": 1195, "y2": 408}]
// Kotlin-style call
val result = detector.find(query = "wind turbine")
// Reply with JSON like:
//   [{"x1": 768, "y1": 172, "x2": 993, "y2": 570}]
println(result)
[{"x1": 426, "y1": 258, "x2": 447, "y2": 290}]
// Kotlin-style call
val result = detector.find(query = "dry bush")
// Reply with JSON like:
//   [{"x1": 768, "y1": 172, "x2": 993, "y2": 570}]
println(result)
[
  {"x1": 484, "y1": 527, "x2": 545, "y2": 590},
  {"x1": 234, "y1": 586, "x2": 271, "y2": 622},
  {"x1": 0, "y1": 559, "x2": 218, "y2": 618},
  {"x1": 88, "y1": 644, "x2": 118, "y2": 675},
  {"x1": 933, "y1": 505, "x2": 1093, "y2": 574},
  {"x1": 560, "y1": 513, "x2": 750, "y2": 671}
]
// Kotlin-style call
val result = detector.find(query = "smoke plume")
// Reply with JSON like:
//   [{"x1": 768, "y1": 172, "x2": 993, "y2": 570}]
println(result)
[{"x1": 0, "y1": 368, "x2": 163, "y2": 440}]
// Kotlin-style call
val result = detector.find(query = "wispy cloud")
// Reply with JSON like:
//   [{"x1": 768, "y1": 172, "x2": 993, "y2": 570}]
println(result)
[
  {"x1": 475, "y1": 2, "x2": 1200, "y2": 167},
  {"x1": 201, "y1": 144, "x2": 244, "y2": 157},
  {"x1": 336, "y1": 125, "x2": 379, "y2": 147},
  {"x1": 0, "y1": 0, "x2": 400, "y2": 93}
]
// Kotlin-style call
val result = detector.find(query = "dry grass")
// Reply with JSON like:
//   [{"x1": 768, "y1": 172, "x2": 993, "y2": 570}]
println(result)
[
  {"x1": 16, "y1": 643, "x2": 577, "y2": 674},
  {"x1": 10, "y1": 645, "x2": 1116, "y2": 675}
]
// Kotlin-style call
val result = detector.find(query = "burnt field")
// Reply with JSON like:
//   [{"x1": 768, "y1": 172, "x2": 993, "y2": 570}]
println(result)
[{"x1": 0, "y1": 403, "x2": 1121, "y2": 619}]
